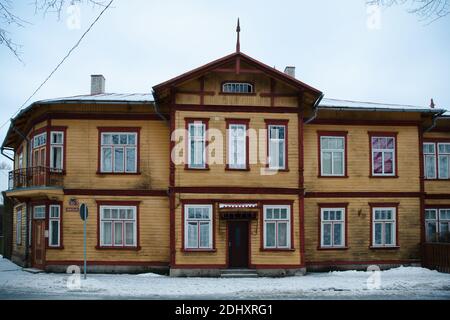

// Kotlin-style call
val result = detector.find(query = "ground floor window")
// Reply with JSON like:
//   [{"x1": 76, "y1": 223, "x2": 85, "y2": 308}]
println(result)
[
  {"x1": 49, "y1": 205, "x2": 61, "y2": 247},
  {"x1": 320, "y1": 207, "x2": 346, "y2": 248},
  {"x1": 16, "y1": 206, "x2": 22, "y2": 245},
  {"x1": 425, "y1": 208, "x2": 450, "y2": 242},
  {"x1": 99, "y1": 206, "x2": 137, "y2": 247},
  {"x1": 184, "y1": 204, "x2": 213, "y2": 249},
  {"x1": 372, "y1": 207, "x2": 397, "y2": 247},
  {"x1": 263, "y1": 205, "x2": 291, "y2": 249}
]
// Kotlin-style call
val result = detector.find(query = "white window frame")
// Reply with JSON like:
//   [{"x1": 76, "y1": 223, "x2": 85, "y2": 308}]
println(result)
[
  {"x1": 423, "y1": 143, "x2": 437, "y2": 179},
  {"x1": 99, "y1": 206, "x2": 137, "y2": 247},
  {"x1": 48, "y1": 204, "x2": 61, "y2": 247},
  {"x1": 33, "y1": 205, "x2": 46, "y2": 220},
  {"x1": 33, "y1": 132, "x2": 47, "y2": 148},
  {"x1": 100, "y1": 132, "x2": 138, "y2": 173},
  {"x1": 263, "y1": 205, "x2": 291, "y2": 249},
  {"x1": 372, "y1": 207, "x2": 397, "y2": 247},
  {"x1": 50, "y1": 131, "x2": 64, "y2": 171},
  {"x1": 268, "y1": 125, "x2": 286, "y2": 170},
  {"x1": 184, "y1": 204, "x2": 213, "y2": 250},
  {"x1": 371, "y1": 136, "x2": 396, "y2": 176},
  {"x1": 437, "y1": 143, "x2": 450, "y2": 179},
  {"x1": 187, "y1": 122, "x2": 207, "y2": 169},
  {"x1": 222, "y1": 82, "x2": 254, "y2": 93},
  {"x1": 320, "y1": 208, "x2": 345, "y2": 248},
  {"x1": 320, "y1": 136, "x2": 345, "y2": 176},
  {"x1": 228, "y1": 123, "x2": 247, "y2": 169},
  {"x1": 16, "y1": 206, "x2": 22, "y2": 245}
]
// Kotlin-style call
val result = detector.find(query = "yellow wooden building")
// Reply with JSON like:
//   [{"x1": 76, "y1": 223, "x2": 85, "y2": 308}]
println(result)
[{"x1": 2, "y1": 27, "x2": 449, "y2": 276}]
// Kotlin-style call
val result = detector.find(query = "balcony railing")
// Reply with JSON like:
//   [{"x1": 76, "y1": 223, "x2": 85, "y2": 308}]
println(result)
[{"x1": 8, "y1": 166, "x2": 64, "y2": 190}]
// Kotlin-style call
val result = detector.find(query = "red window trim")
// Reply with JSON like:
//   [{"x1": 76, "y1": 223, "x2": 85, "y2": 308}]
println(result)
[
  {"x1": 225, "y1": 118, "x2": 250, "y2": 171},
  {"x1": 368, "y1": 131, "x2": 399, "y2": 178},
  {"x1": 317, "y1": 203, "x2": 349, "y2": 250},
  {"x1": 97, "y1": 127, "x2": 141, "y2": 175},
  {"x1": 369, "y1": 202, "x2": 400, "y2": 249},
  {"x1": 184, "y1": 118, "x2": 210, "y2": 171},
  {"x1": 264, "y1": 119, "x2": 289, "y2": 172},
  {"x1": 180, "y1": 200, "x2": 216, "y2": 252},
  {"x1": 423, "y1": 139, "x2": 450, "y2": 181},
  {"x1": 317, "y1": 131, "x2": 348, "y2": 178},
  {"x1": 29, "y1": 200, "x2": 64, "y2": 250},
  {"x1": 260, "y1": 200, "x2": 295, "y2": 251},
  {"x1": 96, "y1": 200, "x2": 141, "y2": 251},
  {"x1": 219, "y1": 80, "x2": 256, "y2": 96}
]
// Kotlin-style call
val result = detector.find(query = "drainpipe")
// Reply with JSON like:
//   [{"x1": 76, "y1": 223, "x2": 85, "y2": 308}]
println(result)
[
  {"x1": 304, "y1": 93, "x2": 324, "y2": 124},
  {"x1": 151, "y1": 93, "x2": 169, "y2": 125},
  {"x1": 424, "y1": 111, "x2": 445, "y2": 133},
  {"x1": 1, "y1": 147, "x2": 14, "y2": 161}
]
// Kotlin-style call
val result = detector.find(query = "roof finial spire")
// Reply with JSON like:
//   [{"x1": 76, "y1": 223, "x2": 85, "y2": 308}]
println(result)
[{"x1": 236, "y1": 18, "x2": 241, "y2": 53}]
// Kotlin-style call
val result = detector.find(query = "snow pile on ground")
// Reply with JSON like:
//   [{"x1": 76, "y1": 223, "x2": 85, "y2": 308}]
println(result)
[{"x1": 0, "y1": 256, "x2": 449, "y2": 299}]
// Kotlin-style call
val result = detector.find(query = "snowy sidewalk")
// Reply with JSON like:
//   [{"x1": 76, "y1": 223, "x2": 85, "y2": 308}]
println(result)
[{"x1": 0, "y1": 257, "x2": 450, "y2": 299}]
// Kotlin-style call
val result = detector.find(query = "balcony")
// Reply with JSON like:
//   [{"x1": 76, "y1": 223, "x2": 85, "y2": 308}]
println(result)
[{"x1": 8, "y1": 166, "x2": 64, "y2": 191}]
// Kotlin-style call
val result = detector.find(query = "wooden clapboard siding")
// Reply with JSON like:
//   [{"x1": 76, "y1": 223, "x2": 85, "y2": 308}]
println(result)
[
  {"x1": 174, "y1": 111, "x2": 299, "y2": 188},
  {"x1": 174, "y1": 193, "x2": 301, "y2": 266},
  {"x1": 303, "y1": 124, "x2": 420, "y2": 192},
  {"x1": 424, "y1": 199, "x2": 450, "y2": 206},
  {"x1": 50, "y1": 119, "x2": 169, "y2": 190},
  {"x1": 45, "y1": 196, "x2": 169, "y2": 262},
  {"x1": 304, "y1": 198, "x2": 421, "y2": 263}
]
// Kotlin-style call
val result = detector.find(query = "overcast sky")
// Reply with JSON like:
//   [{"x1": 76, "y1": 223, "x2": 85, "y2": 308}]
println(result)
[{"x1": 0, "y1": 0, "x2": 449, "y2": 192}]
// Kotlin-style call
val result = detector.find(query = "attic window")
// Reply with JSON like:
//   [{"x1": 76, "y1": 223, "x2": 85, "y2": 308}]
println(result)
[{"x1": 222, "y1": 82, "x2": 253, "y2": 94}]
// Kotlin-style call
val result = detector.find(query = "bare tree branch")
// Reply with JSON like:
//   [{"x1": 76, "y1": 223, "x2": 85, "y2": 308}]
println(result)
[
  {"x1": 367, "y1": 0, "x2": 450, "y2": 23},
  {"x1": 0, "y1": 0, "x2": 105, "y2": 61}
]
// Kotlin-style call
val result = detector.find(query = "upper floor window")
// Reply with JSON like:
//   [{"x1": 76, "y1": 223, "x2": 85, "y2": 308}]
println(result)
[
  {"x1": 222, "y1": 82, "x2": 253, "y2": 94},
  {"x1": 370, "y1": 134, "x2": 396, "y2": 177},
  {"x1": 227, "y1": 120, "x2": 248, "y2": 170},
  {"x1": 184, "y1": 204, "x2": 213, "y2": 249},
  {"x1": 33, "y1": 133, "x2": 46, "y2": 148},
  {"x1": 100, "y1": 130, "x2": 138, "y2": 173},
  {"x1": 319, "y1": 132, "x2": 347, "y2": 177},
  {"x1": 266, "y1": 121, "x2": 288, "y2": 170},
  {"x1": 187, "y1": 120, "x2": 207, "y2": 169},
  {"x1": 50, "y1": 131, "x2": 64, "y2": 171},
  {"x1": 423, "y1": 142, "x2": 450, "y2": 179},
  {"x1": 263, "y1": 205, "x2": 291, "y2": 249}
]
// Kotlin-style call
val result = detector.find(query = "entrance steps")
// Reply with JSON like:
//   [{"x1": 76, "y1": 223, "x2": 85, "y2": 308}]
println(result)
[
  {"x1": 23, "y1": 268, "x2": 44, "y2": 274},
  {"x1": 220, "y1": 269, "x2": 258, "y2": 278}
]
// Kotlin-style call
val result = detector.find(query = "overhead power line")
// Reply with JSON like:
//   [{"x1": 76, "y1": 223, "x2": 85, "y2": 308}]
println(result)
[{"x1": 0, "y1": 0, "x2": 114, "y2": 132}]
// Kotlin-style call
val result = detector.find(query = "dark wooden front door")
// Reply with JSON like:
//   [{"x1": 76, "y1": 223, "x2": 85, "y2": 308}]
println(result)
[
  {"x1": 32, "y1": 220, "x2": 46, "y2": 269},
  {"x1": 228, "y1": 221, "x2": 249, "y2": 268}
]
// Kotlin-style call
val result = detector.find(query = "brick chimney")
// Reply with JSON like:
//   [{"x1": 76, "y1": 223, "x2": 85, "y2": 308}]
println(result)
[
  {"x1": 91, "y1": 74, "x2": 105, "y2": 95},
  {"x1": 284, "y1": 66, "x2": 295, "y2": 78},
  {"x1": 430, "y1": 98, "x2": 435, "y2": 109}
]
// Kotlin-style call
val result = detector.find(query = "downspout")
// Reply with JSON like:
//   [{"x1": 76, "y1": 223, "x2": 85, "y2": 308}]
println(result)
[
  {"x1": 151, "y1": 92, "x2": 169, "y2": 125},
  {"x1": 423, "y1": 110, "x2": 445, "y2": 133},
  {"x1": 1, "y1": 147, "x2": 14, "y2": 162},
  {"x1": 304, "y1": 93, "x2": 324, "y2": 124}
]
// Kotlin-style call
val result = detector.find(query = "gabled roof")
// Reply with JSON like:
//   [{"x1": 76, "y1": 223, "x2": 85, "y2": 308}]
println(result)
[{"x1": 152, "y1": 51, "x2": 322, "y2": 96}]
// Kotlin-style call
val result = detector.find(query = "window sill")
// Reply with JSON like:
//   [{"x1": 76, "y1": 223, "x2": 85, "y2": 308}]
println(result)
[
  {"x1": 96, "y1": 246, "x2": 141, "y2": 251},
  {"x1": 47, "y1": 246, "x2": 65, "y2": 250},
  {"x1": 96, "y1": 172, "x2": 141, "y2": 175},
  {"x1": 181, "y1": 248, "x2": 217, "y2": 253},
  {"x1": 184, "y1": 167, "x2": 210, "y2": 171},
  {"x1": 265, "y1": 168, "x2": 290, "y2": 173},
  {"x1": 260, "y1": 248, "x2": 295, "y2": 252},
  {"x1": 317, "y1": 246, "x2": 349, "y2": 251},
  {"x1": 225, "y1": 167, "x2": 250, "y2": 172},
  {"x1": 219, "y1": 92, "x2": 256, "y2": 96},
  {"x1": 369, "y1": 246, "x2": 400, "y2": 250},
  {"x1": 369, "y1": 175, "x2": 399, "y2": 179},
  {"x1": 317, "y1": 175, "x2": 348, "y2": 178},
  {"x1": 424, "y1": 178, "x2": 450, "y2": 181}
]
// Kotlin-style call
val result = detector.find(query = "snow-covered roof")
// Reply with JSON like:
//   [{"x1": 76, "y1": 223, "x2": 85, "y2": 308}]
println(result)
[
  {"x1": 319, "y1": 98, "x2": 444, "y2": 114},
  {"x1": 36, "y1": 93, "x2": 154, "y2": 104}
]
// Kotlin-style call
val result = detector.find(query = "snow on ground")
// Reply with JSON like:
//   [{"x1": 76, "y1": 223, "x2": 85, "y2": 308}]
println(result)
[{"x1": 0, "y1": 256, "x2": 449, "y2": 299}]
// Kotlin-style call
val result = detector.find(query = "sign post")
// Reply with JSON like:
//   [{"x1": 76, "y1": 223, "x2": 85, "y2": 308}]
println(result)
[{"x1": 79, "y1": 203, "x2": 88, "y2": 280}]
